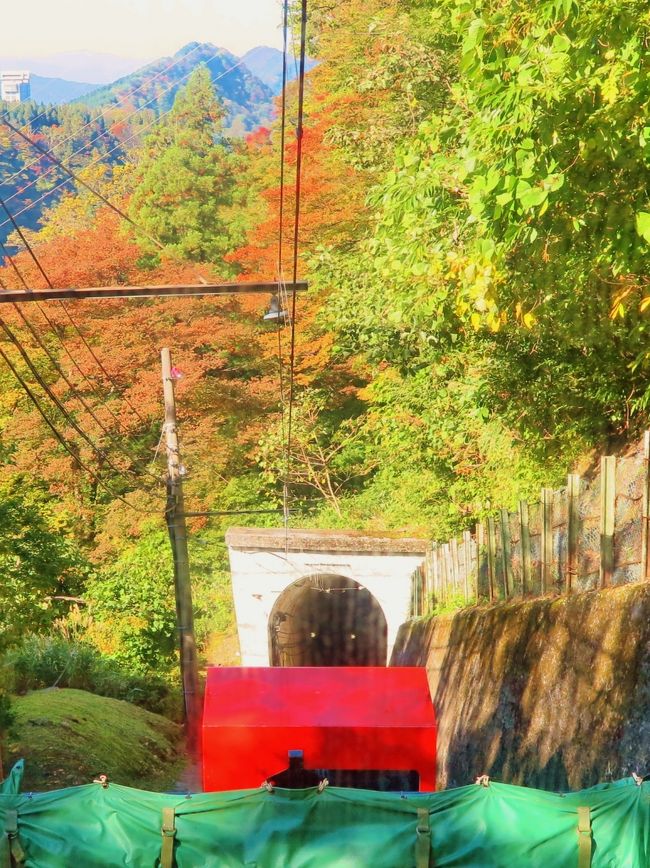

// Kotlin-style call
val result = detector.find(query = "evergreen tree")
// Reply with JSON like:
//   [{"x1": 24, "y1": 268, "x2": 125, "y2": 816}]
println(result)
[{"x1": 130, "y1": 66, "x2": 239, "y2": 263}]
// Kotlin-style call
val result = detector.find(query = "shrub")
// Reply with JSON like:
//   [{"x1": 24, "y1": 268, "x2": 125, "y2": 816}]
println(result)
[{"x1": 4, "y1": 636, "x2": 180, "y2": 718}]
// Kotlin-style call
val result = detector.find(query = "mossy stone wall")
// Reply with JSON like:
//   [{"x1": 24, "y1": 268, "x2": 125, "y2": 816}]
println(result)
[{"x1": 391, "y1": 583, "x2": 650, "y2": 790}]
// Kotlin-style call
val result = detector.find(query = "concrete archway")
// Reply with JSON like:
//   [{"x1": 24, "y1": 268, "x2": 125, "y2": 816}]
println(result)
[
  {"x1": 268, "y1": 574, "x2": 388, "y2": 666},
  {"x1": 226, "y1": 527, "x2": 427, "y2": 666}
]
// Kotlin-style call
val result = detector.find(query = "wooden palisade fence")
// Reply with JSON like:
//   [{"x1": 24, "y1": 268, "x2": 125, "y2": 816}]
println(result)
[{"x1": 409, "y1": 432, "x2": 650, "y2": 617}]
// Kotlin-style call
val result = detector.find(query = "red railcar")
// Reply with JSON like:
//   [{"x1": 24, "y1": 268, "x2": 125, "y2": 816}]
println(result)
[{"x1": 202, "y1": 666, "x2": 436, "y2": 792}]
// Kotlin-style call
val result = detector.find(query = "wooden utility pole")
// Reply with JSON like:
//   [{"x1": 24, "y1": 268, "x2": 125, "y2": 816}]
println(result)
[{"x1": 161, "y1": 347, "x2": 201, "y2": 749}]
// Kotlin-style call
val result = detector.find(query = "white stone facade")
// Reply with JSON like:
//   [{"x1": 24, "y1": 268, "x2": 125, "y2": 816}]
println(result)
[{"x1": 226, "y1": 527, "x2": 427, "y2": 666}]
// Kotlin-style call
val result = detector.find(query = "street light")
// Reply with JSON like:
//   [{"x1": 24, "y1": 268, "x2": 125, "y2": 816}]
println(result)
[{"x1": 263, "y1": 293, "x2": 289, "y2": 323}]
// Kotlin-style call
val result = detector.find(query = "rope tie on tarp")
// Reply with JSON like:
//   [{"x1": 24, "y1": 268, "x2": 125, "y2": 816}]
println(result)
[
  {"x1": 160, "y1": 806, "x2": 177, "y2": 868},
  {"x1": 3, "y1": 810, "x2": 25, "y2": 867},
  {"x1": 577, "y1": 806, "x2": 592, "y2": 868},
  {"x1": 415, "y1": 807, "x2": 431, "y2": 868}
]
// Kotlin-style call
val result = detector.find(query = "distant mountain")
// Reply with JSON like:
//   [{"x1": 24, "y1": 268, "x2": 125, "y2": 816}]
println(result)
[
  {"x1": 242, "y1": 45, "x2": 318, "y2": 95},
  {"x1": 30, "y1": 74, "x2": 99, "y2": 105},
  {"x1": 0, "y1": 52, "x2": 152, "y2": 85},
  {"x1": 77, "y1": 43, "x2": 275, "y2": 134}
]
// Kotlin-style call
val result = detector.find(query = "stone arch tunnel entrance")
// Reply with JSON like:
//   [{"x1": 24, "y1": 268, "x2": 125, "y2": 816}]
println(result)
[
  {"x1": 269, "y1": 574, "x2": 388, "y2": 667},
  {"x1": 226, "y1": 527, "x2": 427, "y2": 666}
]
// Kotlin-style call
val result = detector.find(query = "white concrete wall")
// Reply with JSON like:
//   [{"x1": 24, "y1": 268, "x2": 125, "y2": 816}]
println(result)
[{"x1": 228, "y1": 546, "x2": 425, "y2": 666}]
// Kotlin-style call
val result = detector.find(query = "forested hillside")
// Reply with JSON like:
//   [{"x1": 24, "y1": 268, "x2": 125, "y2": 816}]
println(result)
[
  {"x1": 0, "y1": 44, "x2": 272, "y2": 247},
  {"x1": 1, "y1": 0, "x2": 649, "y2": 710},
  {"x1": 79, "y1": 43, "x2": 274, "y2": 132}
]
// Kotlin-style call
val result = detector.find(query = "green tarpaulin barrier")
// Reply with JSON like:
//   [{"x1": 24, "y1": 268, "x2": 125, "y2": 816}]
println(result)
[
  {"x1": 1, "y1": 763, "x2": 649, "y2": 866},
  {"x1": 0, "y1": 761, "x2": 23, "y2": 796}
]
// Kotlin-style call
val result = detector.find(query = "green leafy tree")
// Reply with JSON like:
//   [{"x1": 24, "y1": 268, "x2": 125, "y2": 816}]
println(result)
[
  {"x1": 84, "y1": 531, "x2": 177, "y2": 674},
  {"x1": 0, "y1": 482, "x2": 88, "y2": 653},
  {"x1": 130, "y1": 66, "x2": 241, "y2": 263}
]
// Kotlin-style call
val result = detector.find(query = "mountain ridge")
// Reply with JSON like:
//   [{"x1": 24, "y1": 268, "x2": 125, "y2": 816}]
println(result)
[
  {"x1": 30, "y1": 74, "x2": 99, "y2": 105},
  {"x1": 241, "y1": 45, "x2": 318, "y2": 94},
  {"x1": 73, "y1": 42, "x2": 275, "y2": 133}
]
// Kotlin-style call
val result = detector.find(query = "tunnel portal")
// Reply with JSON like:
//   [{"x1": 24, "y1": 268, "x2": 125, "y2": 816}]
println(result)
[{"x1": 269, "y1": 574, "x2": 388, "y2": 667}]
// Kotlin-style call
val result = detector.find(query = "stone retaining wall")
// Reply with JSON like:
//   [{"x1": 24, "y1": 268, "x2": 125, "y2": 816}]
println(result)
[{"x1": 391, "y1": 582, "x2": 650, "y2": 790}]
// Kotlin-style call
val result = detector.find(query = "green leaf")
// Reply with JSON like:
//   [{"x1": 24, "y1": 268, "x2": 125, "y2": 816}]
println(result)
[
  {"x1": 464, "y1": 18, "x2": 486, "y2": 50},
  {"x1": 635, "y1": 211, "x2": 650, "y2": 243},
  {"x1": 552, "y1": 34, "x2": 571, "y2": 53},
  {"x1": 519, "y1": 186, "x2": 548, "y2": 209}
]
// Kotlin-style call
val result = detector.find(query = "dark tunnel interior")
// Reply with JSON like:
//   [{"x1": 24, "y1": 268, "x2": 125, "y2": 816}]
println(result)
[{"x1": 269, "y1": 574, "x2": 388, "y2": 666}]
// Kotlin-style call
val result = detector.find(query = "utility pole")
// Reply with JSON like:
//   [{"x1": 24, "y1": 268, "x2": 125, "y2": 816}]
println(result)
[{"x1": 161, "y1": 347, "x2": 201, "y2": 750}]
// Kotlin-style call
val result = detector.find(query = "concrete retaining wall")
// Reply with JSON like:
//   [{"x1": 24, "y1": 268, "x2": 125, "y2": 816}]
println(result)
[{"x1": 391, "y1": 582, "x2": 650, "y2": 790}]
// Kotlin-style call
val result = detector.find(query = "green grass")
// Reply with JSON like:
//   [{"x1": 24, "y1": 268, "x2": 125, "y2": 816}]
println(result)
[{"x1": 5, "y1": 688, "x2": 184, "y2": 792}]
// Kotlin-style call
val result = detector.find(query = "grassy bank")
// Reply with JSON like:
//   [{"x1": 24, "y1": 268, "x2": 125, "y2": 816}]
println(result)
[{"x1": 4, "y1": 688, "x2": 184, "y2": 792}]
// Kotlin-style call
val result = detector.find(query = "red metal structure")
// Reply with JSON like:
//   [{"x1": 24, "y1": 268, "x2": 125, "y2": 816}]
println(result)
[{"x1": 202, "y1": 666, "x2": 436, "y2": 792}]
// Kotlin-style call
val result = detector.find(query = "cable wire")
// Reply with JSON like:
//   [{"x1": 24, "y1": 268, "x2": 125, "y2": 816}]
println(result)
[
  {"x1": 0, "y1": 193, "x2": 148, "y2": 424},
  {"x1": 0, "y1": 55, "x2": 249, "y2": 228},
  {"x1": 1, "y1": 116, "x2": 165, "y2": 251},
  {"x1": 277, "y1": 0, "x2": 291, "y2": 531},
  {"x1": 0, "y1": 345, "x2": 160, "y2": 514},
  {"x1": 0, "y1": 238, "x2": 149, "y2": 437},
  {"x1": 4, "y1": 42, "x2": 208, "y2": 168},
  {"x1": 0, "y1": 266, "x2": 163, "y2": 482},
  {"x1": 284, "y1": 0, "x2": 309, "y2": 532},
  {"x1": 0, "y1": 316, "x2": 163, "y2": 497}
]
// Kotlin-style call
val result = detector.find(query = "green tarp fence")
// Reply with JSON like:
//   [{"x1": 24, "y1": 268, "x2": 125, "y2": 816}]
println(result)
[
  {"x1": 0, "y1": 762, "x2": 23, "y2": 796},
  {"x1": 1, "y1": 763, "x2": 649, "y2": 866}
]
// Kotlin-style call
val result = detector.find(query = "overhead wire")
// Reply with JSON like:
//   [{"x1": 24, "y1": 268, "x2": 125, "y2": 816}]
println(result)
[
  {"x1": 0, "y1": 192, "x2": 148, "y2": 424},
  {"x1": 0, "y1": 54, "x2": 249, "y2": 227},
  {"x1": 284, "y1": 0, "x2": 310, "y2": 538},
  {"x1": 1, "y1": 116, "x2": 165, "y2": 252},
  {"x1": 5, "y1": 42, "x2": 208, "y2": 157},
  {"x1": 277, "y1": 0, "x2": 291, "y2": 531},
  {"x1": 0, "y1": 346, "x2": 160, "y2": 514},
  {"x1": 0, "y1": 256, "x2": 164, "y2": 495},
  {"x1": 0, "y1": 237, "x2": 151, "y2": 439},
  {"x1": 0, "y1": 316, "x2": 164, "y2": 496},
  {"x1": 0, "y1": 287, "x2": 165, "y2": 484},
  {"x1": 0, "y1": 51, "x2": 266, "y2": 517}
]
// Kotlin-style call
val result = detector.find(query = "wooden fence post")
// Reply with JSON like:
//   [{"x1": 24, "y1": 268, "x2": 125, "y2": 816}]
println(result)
[
  {"x1": 451, "y1": 538, "x2": 460, "y2": 599},
  {"x1": 500, "y1": 508, "x2": 513, "y2": 598},
  {"x1": 463, "y1": 530, "x2": 472, "y2": 602},
  {"x1": 420, "y1": 563, "x2": 427, "y2": 615},
  {"x1": 432, "y1": 544, "x2": 440, "y2": 604},
  {"x1": 566, "y1": 474, "x2": 581, "y2": 593},
  {"x1": 541, "y1": 488, "x2": 553, "y2": 593},
  {"x1": 600, "y1": 455, "x2": 616, "y2": 588},
  {"x1": 443, "y1": 543, "x2": 452, "y2": 603},
  {"x1": 476, "y1": 522, "x2": 485, "y2": 599},
  {"x1": 519, "y1": 499, "x2": 531, "y2": 595},
  {"x1": 487, "y1": 516, "x2": 497, "y2": 601},
  {"x1": 642, "y1": 432, "x2": 650, "y2": 581}
]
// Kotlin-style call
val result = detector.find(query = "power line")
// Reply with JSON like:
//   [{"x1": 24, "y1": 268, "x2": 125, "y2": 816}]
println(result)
[
  {"x1": 277, "y1": 0, "x2": 291, "y2": 529},
  {"x1": 285, "y1": 0, "x2": 309, "y2": 527},
  {"x1": 0, "y1": 193, "x2": 148, "y2": 424},
  {"x1": 4, "y1": 42, "x2": 209, "y2": 173},
  {"x1": 0, "y1": 238, "x2": 151, "y2": 438},
  {"x1": 1, "y1": 115, "x2": 165, "y2": 252},
  {"x1": 0, "y1": 345, "x2": 159, "y2": 514},
  {"x1": 0, "y1": 289, "x2": 166, "y2": 485},
  {"x1": 0, "y1": 316, "x2": 163, "y2": 497},
  {"x1": 0, "y1": 55, "x2": 249, "y2": 230}
]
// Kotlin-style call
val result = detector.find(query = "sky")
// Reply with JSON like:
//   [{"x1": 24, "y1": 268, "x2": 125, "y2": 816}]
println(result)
[{"x1": 0, "y1": 0, "x2": 283, "y2": 79}]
